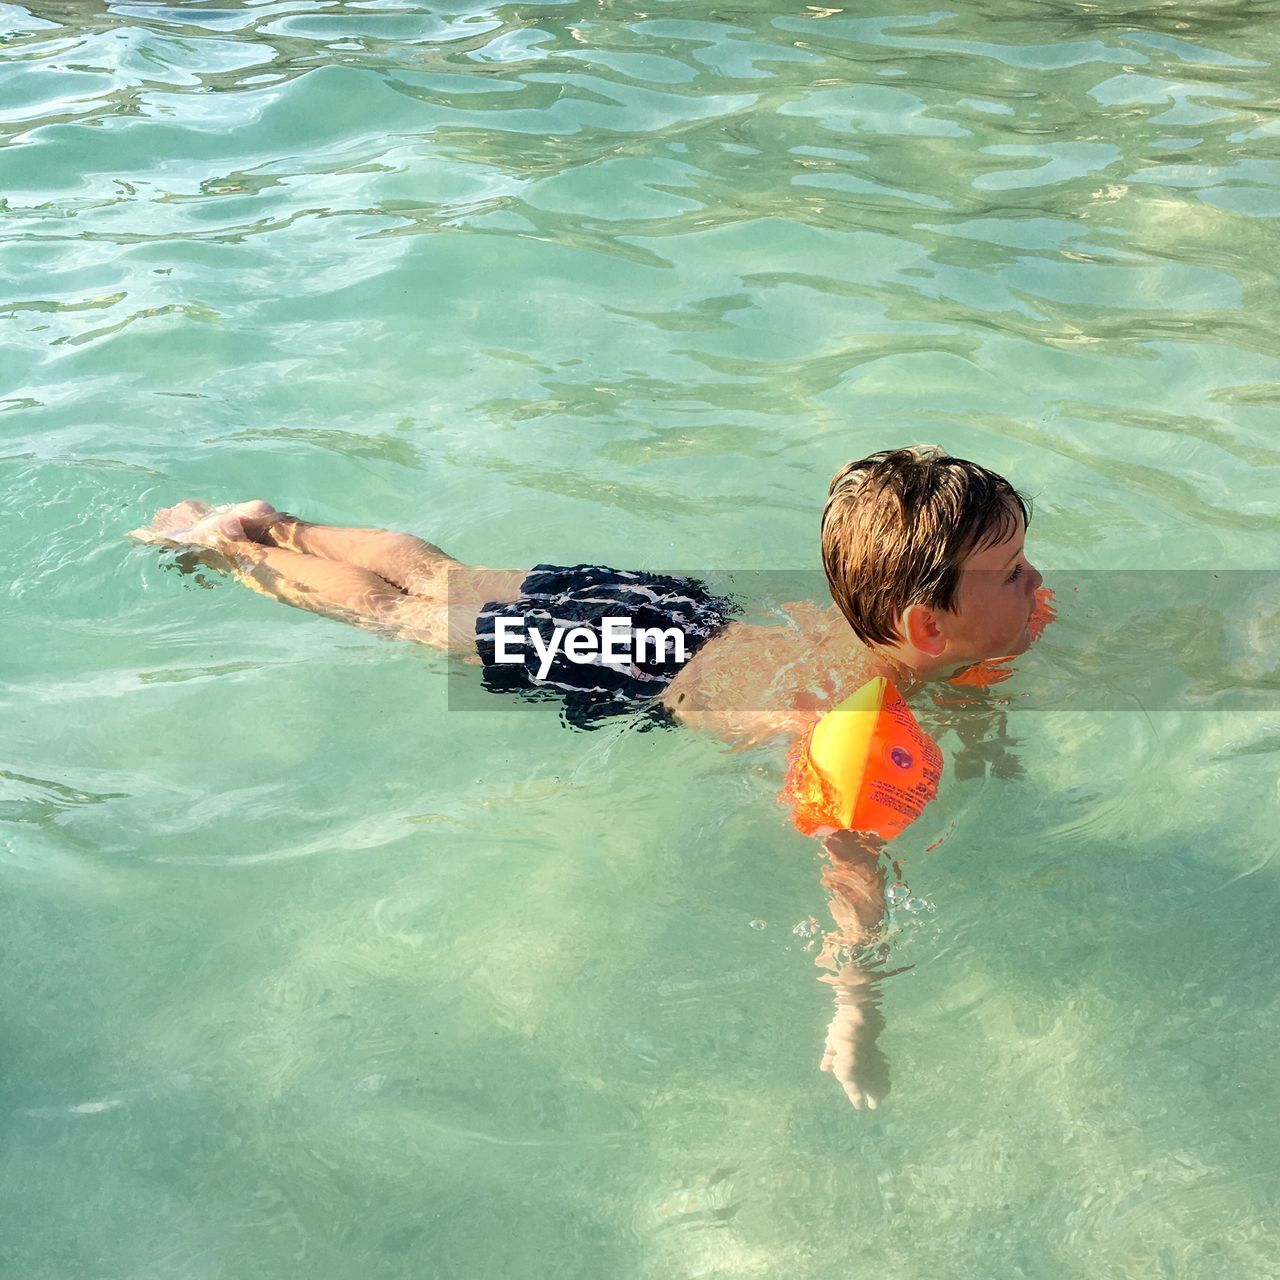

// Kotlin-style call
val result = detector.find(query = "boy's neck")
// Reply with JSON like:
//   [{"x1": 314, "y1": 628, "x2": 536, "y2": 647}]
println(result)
[
  {"x1": 867, "y1": 642, "x2": 959, "y2": 686},
  {"x1": 816, "y1": 608, "x2": 963, "y2": 687}
]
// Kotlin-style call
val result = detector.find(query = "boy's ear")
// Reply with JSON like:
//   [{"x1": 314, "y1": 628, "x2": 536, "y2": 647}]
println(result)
[{"x1": 901, "y1": 602, "x2": 946, "y2": 656}]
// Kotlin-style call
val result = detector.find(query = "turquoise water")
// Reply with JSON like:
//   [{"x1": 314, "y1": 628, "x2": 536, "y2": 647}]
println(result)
[{"x1": 3, "y1": 0, "x2": 1280, "y2": 1275}]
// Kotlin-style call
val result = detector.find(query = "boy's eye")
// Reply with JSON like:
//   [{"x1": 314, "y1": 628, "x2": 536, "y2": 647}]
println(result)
[{"x1": 1006, "y1": 562, "x2": 1023, "y2": 583}]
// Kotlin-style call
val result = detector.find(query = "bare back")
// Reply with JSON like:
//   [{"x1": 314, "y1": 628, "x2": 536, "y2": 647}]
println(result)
[{"x1": 662, "y1": 600, "x2": 892, "y2": 744}]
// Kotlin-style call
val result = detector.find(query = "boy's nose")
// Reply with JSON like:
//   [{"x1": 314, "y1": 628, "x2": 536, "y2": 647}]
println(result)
[{"x1": 1027, "y1": 563, "x2": 1043, "y2": 593}]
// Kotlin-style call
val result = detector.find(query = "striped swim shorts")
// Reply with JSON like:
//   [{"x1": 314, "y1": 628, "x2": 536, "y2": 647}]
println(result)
[{"x1": 474, "y1": 563, "x2": 738, "y2": 729}]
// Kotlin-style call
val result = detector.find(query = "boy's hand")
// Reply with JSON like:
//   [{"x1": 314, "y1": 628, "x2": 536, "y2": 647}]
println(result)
[{"x1": 819, "y1": 969, "x2": 889, "y2": 1111}]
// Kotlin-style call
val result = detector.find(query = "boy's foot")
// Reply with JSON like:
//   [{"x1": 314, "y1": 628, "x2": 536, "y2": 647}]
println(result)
[{"x1": 129, "y1": 500, "x2": 281, "y2": 549}]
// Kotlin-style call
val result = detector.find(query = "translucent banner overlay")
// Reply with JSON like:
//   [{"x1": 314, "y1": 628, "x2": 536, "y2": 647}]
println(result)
[{"x1": 445, "y1": 568, "x2": 1280, "y2": 716}]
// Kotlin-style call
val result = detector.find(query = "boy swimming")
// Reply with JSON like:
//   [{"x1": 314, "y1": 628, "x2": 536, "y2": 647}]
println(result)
[
  {"x1": 132, "y1": 445, "x2": 1042, "y2": 737},
  {"x1": 131, "y1": 444, "x2": 1044, "y2": 1110}
]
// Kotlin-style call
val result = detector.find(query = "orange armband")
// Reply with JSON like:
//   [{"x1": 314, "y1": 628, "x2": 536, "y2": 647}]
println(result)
[{"x1": 780, "y1": 677, "x2": 943, "y2": 840}]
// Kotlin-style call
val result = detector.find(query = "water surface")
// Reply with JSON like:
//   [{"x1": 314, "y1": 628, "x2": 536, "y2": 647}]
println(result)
[{"x1": 3, "y1": 1, "x2": 1279, "y2": 1276}]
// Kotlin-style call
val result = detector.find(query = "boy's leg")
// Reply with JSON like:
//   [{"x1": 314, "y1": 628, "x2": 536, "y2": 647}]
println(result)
[
  {"x1": 232, "y1": 505, "x2": 528, "y2": 607},
  {"x1": 220, "y1": 541, "x2": 413, "y2": 628},
  {"x1": 242, "y1": 510, "x2": 529, "y2": 638},
  {"x1": 231, "y1": 506, "x2": 457, "y2": 595},
  {"x1": 148, "y1": 521, "x2": 456, "y2": 647},
  {"x1": 132, "y1": 500, "x2": 527, "y2": 648}
]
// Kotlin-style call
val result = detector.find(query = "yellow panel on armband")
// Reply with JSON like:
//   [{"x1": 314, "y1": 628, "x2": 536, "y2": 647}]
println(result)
[{"x1": 781, "y1": 677, "x2": 943, "y2": 840}]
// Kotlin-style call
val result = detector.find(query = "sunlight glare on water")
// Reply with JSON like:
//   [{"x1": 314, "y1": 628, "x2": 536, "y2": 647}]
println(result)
[{"x1": 2, "y1": 0, "x2": 1279, "y2": 1276}]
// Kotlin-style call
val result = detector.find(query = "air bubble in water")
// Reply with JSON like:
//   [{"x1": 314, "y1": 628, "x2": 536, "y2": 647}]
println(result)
[{"x1": 749, "y1": 919, "x2": 766, "y2": 930}]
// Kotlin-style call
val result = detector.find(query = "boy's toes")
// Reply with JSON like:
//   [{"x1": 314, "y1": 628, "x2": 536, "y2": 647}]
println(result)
[
  {"x1": 181, "y1": 509, "x2": 248, "y2": 548},
  {"x1": 225, "y1": 500, "x2": 285, "y2": 542},
  {"x1": 155, "y1": 500, "x2": 213, "y2": 531},
  {"x1": 128, "y1": 500, "x2": 213, "y2": 544},
  {"x1": 129, "y1": 499, "x2": 280, "y2": 549}
]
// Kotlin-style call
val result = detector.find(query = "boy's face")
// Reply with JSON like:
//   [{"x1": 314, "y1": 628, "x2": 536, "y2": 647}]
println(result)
[{"x1": 938, "y1": 509, "x2": 1042, "y2": 664}]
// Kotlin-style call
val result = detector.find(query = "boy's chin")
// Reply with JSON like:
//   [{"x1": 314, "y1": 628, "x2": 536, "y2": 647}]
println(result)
[
  {"x1": 1003, "y1": 623, "x2": 1034, "y2": 656},
  {"x1": 961, "y1": 624, "x2": 1032, "y2": 665}
]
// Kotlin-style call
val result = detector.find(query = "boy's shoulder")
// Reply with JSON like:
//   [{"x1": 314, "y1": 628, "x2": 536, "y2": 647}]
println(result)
[{"x1": 663, "y1": 603, "x2": 884, "y2": 743}]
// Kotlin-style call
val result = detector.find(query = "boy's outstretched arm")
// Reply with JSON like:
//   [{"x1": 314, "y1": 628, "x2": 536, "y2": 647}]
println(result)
[{"x1": 814, "y1": 829, "x2": 893, "y2": 1110}]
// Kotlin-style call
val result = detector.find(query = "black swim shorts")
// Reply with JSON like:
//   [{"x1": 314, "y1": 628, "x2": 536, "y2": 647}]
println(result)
[{"x1": 474, "y1": 563, "x2": 739, "y2": 729}]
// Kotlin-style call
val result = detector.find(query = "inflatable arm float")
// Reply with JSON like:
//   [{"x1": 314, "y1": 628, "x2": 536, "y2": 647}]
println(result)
[
  {"x1": 781, "y1": 589, "x2": 1054, "y2": 838},
  {"x1": 780, "y1": 676, "x2": 943, "y2": 840}
]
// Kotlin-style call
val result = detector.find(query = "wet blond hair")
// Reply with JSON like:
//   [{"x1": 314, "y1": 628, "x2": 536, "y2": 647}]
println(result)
[{"x1": 821, "y1": 446, "x2": 1031, "y2": 646}]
